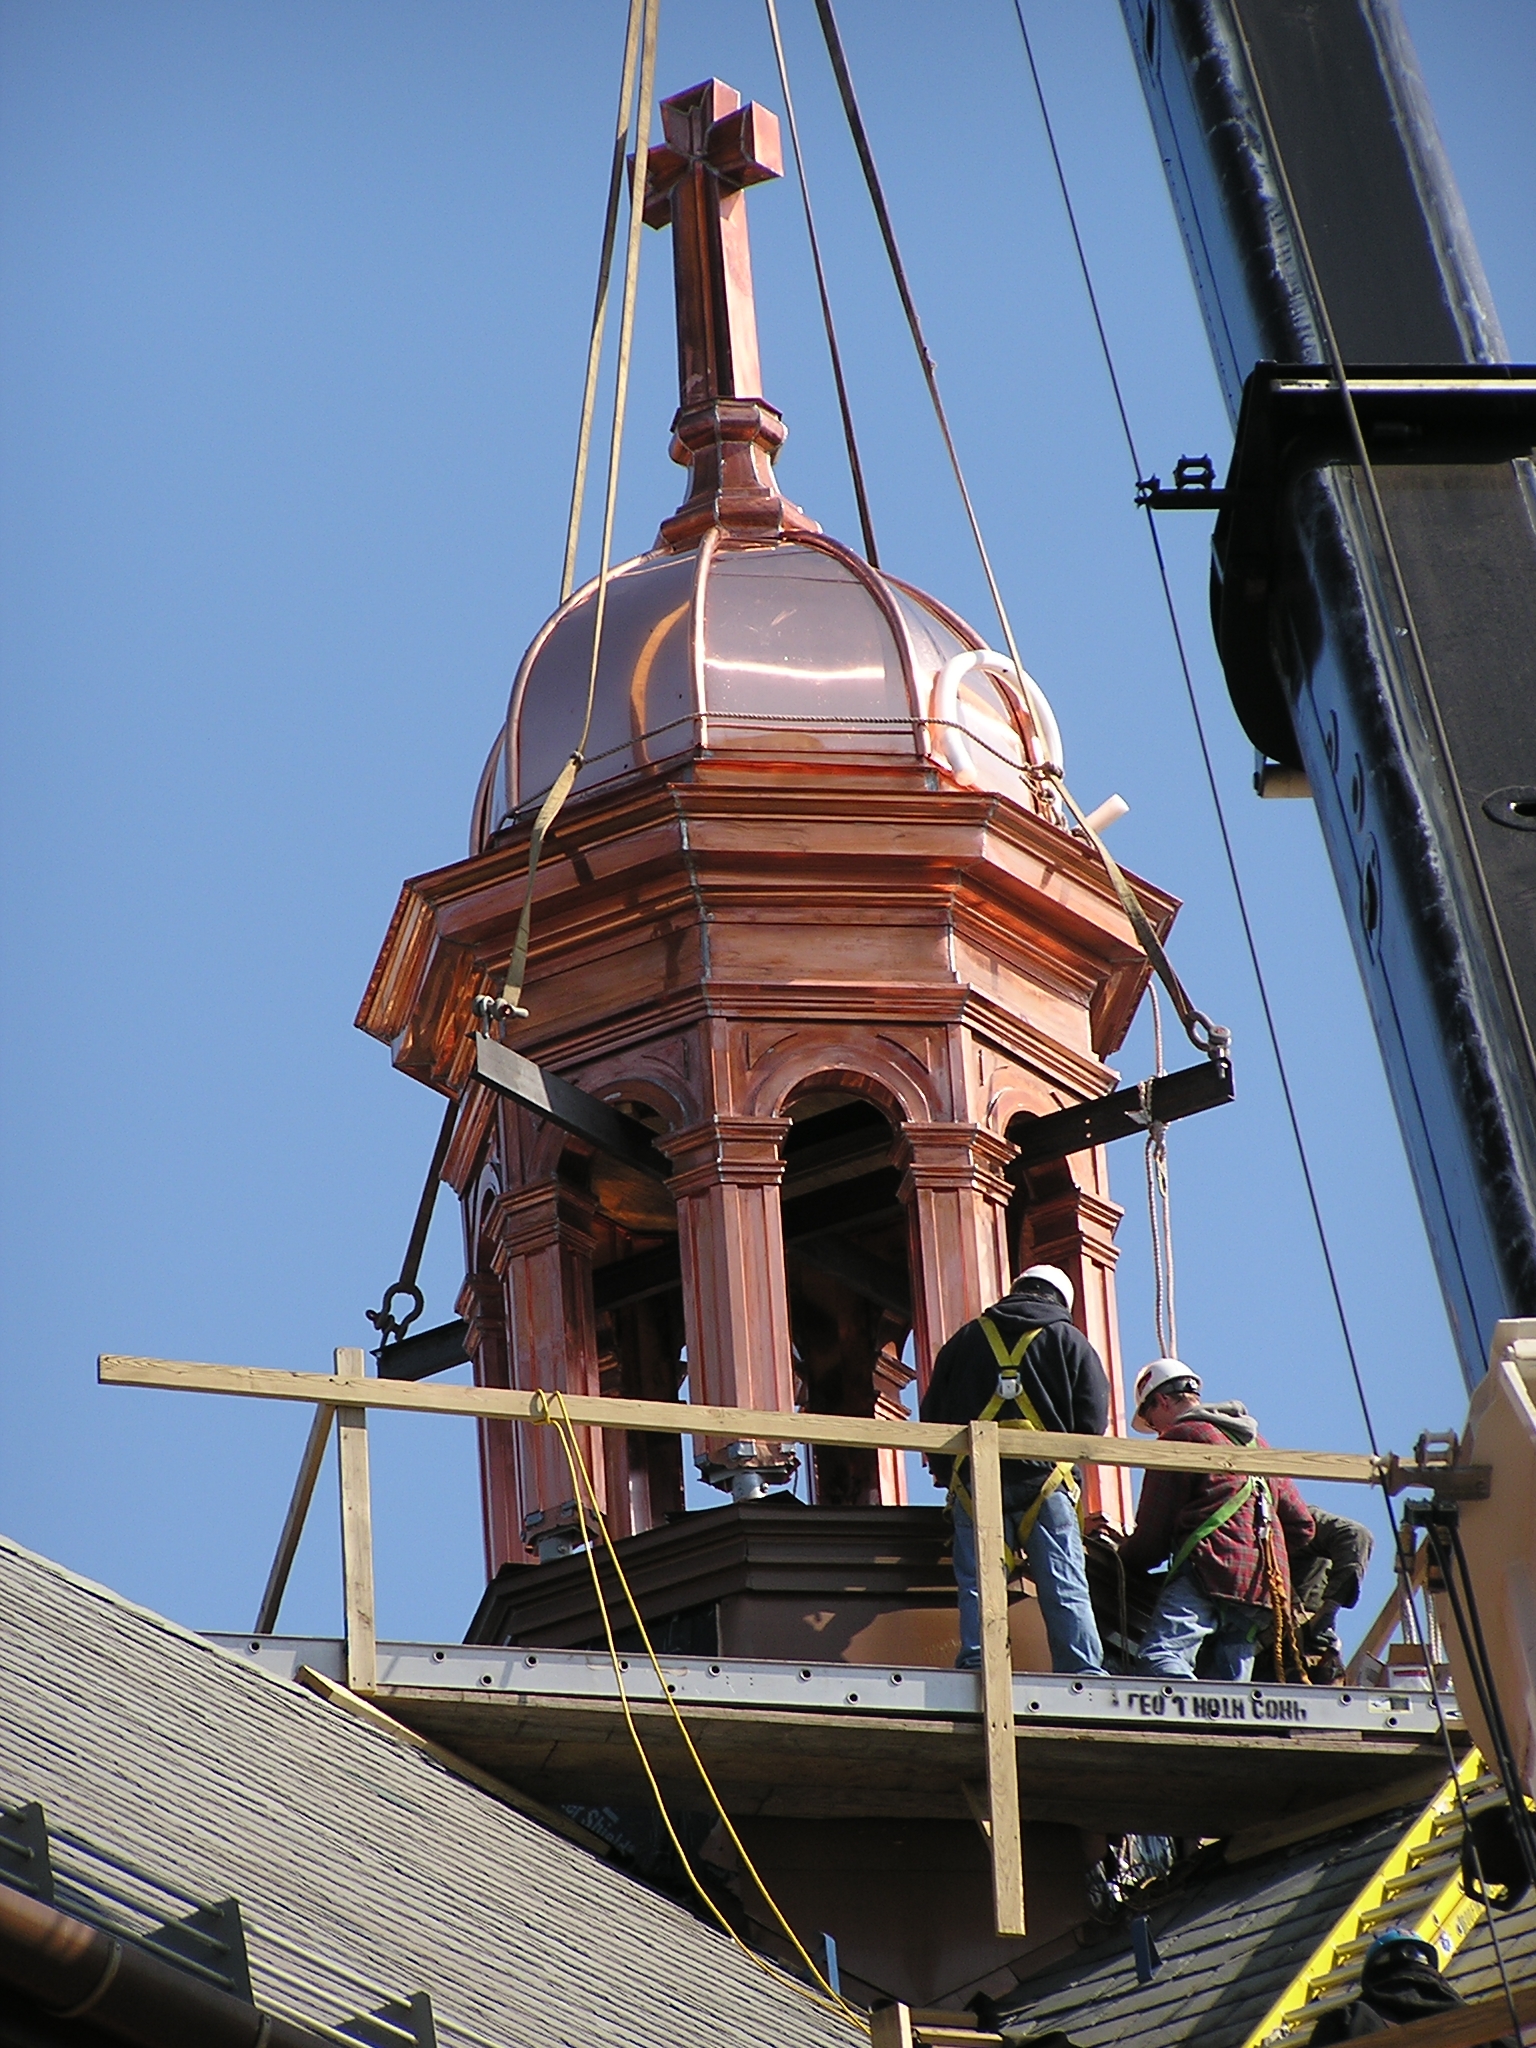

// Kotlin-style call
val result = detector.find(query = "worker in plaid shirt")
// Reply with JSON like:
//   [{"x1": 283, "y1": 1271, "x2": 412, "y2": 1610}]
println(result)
[{"x1": 1090, "y1": 1360, "x2": 1314, "y2": 1681}]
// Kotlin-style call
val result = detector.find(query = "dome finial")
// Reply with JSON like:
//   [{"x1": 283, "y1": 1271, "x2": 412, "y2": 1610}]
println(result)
[{"x1": 641, "y1": 79, "x2": 818, "y2": 548}]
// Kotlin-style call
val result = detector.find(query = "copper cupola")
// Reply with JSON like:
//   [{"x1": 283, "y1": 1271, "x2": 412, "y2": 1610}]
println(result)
[{"x1": 359, "y1": 74, "x2": 1175, "y2": 1576}]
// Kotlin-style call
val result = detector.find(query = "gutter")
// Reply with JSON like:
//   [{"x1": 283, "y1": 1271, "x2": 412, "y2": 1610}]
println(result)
[{"x1": 0, "y1": 1878, "x2": 329, "y2": 2047}]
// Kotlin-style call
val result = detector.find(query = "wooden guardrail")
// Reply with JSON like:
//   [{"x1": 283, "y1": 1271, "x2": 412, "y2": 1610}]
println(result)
[
  {"x1": 98, "y1": 1355, "x2": 1385, "y2": 1483},
  {"x1": 95, "y1": 1349, "x2": 1417, "y2": 1943}
]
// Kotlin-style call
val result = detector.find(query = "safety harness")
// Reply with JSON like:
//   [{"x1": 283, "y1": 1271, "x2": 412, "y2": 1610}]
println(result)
[
  {"x1": 1168, "y1": 1474, "x2": 1258, "y2": 1578},
  {"x1": 948, "y1": 1318, "x2": 1080, "y2": 1570},
  {"x1": 1163, "y1": 1438, "x2": 1312, "y2": 1683}
]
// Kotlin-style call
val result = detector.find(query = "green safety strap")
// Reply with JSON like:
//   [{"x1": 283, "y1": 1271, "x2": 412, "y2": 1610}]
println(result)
[{"x1": 1168, "y1": 1475, "x2": 1263, "y2": 1578}]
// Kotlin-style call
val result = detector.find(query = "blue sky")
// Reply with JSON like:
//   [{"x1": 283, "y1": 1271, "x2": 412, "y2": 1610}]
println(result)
[{"x1": 2, "y1": 0, "x2": 1532, "y2": 1649}]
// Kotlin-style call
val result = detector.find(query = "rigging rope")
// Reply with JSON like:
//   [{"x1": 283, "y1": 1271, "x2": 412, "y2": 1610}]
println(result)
[
  {"x1": 539, "y1": 1393, "x2": 868, "y2": 2033},
  {"x1": 1140, "y1": 988, "x2": 1177, "y2": 1362},
  {"x1": 366, "y1": 1094, "x2": 459, "y2": 1349},
  {"x1": 813, "y1": 0, "x2": 1226, "y2": 1063},
  {"x1": 478, "y1": 0, "x2": 660, "y2": 1027},
  {"x1": 559, "y1": 0, "x2": 646, "y2": 607},
  {"x1": 763, "y1": 0, "x2": 880, "y2": 566},
  {"x1": 373, "y1": 0, "x2": 656, "y2": 1332}
]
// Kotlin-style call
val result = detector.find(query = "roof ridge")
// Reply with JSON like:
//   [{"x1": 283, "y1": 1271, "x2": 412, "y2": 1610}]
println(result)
[{"x1": 0, "y1": 1532, "x2": 390, "y2": 1730}]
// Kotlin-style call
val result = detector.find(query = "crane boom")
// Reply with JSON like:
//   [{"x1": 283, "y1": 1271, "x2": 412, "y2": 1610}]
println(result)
[{"x1": 1121, "y1": 0, "x2": 1536, "y2": 1386}]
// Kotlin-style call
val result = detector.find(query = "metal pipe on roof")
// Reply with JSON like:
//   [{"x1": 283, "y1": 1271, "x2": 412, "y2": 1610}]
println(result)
[{"x1": 0, "y1": 1878, "x2": 328, "y2": 2048}]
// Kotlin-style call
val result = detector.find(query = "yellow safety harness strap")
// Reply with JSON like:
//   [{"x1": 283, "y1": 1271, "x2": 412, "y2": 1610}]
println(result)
[{"x1": 950, "y1": 1319, "x2": 1079, "y2": 1568}]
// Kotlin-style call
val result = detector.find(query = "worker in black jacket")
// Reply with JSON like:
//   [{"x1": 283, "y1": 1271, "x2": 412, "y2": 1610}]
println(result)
[
  {"x1": 1307, "y1": 1929, "x2": 1517, "y2": 2045},
  {"x1": 920, "y1": 1265, "x2": 1108, "y2": 1674}
]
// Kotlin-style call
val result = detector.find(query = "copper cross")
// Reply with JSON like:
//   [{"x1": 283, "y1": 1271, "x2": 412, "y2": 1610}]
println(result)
[{"x1": 644, "y1": 79, "x2": 782, "y2": 412}]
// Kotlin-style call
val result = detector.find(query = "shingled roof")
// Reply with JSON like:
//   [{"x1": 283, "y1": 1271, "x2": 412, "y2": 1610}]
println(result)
[
  {"x1": 995, "y1": 1807, "x2": 1536, "y2": 2048},
  {"x1": 0, "y1": 1534, "x2": 856, "y2": 2048},
  {"x1": 1448, "y1": 1894, "x2": 1536, "y2": 2014}
]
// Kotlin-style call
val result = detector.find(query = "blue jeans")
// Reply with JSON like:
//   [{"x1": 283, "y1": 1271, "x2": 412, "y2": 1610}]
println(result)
[
  {"x1": 1134, "y1": 1571, "x2": 1265, "y2": 1681},
  {"x1": 951, "y1": 1486, "x2": 1106, "y2": 1675}
]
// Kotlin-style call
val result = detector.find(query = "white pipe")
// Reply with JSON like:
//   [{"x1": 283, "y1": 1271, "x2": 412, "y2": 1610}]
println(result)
[
  {"x1": 930, "y1": 649, "x2": 1064, "y2": 788},
  {"x1": 1082, "y1": 793, "x2": 1130, "y2": 834}
]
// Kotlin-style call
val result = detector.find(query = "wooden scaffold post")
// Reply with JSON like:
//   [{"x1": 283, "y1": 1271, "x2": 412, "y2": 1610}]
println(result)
[
  {"x1": 335, "y1": 1345, "x2": 377, "y2": 1693},
  {"x1": 968, "y1": 1417, "x2": 1026, "y2": 1938}
]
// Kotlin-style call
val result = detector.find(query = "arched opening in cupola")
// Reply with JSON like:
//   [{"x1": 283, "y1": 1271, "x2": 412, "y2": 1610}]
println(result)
[
  {"x1": 584, "y1": 1096, "x2": 686, "y2": 1539},
  {"x1": 1004, "y1": 1142, "x2": 1077, "y2": 1285},
  {"x1": 777, "y1": 1085, "x2": 914, "y2": 1506}
]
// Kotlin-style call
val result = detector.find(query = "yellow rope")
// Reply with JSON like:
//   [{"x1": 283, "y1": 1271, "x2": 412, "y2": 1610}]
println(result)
[
  {"x1": 559, "y1": 0, "x2": 646, "y2": 607},
  {"x1": 479, "y1": 0, "x2": 660, "y2": 1027},
  {"x1": 539, "y1": 1393, "x2": 868, "y2": 2034},
  {"x1": 1047, "y1": 768, "x2": 1227, "y2": 1058},
  {"x1": 1262, "y1": 1519, "x2": 1312, "y2": 1686}
]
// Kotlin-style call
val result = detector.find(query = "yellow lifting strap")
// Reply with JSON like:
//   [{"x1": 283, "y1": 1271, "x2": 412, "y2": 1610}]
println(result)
[{"x1": 950, "y1": 1318, "x2": 1080, "y2": 1570}]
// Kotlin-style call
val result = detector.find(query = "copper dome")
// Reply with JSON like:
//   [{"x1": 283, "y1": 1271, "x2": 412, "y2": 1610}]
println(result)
[{"x1": 471, "y1": 527, "x2": 1065, "y2": 852}]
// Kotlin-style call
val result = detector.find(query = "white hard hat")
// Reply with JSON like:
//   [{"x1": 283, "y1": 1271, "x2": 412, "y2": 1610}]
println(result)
[
  {"x1": 1132, "y1": 1358, "x2": 1202, "y2": 1432},
  {"x1": 1015, "y1": 1264, "x2": 1074, "y2": 1314}
]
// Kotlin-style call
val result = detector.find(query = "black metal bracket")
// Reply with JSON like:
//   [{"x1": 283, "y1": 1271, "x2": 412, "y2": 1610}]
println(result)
[
  {"x1": 1384, "y1": 1431, "x2": 1491, "y2": 1501},
  {"x1": 341, "y1": 1993, "x2": 437, "y2": 2048},
  {"x1": 143, "y1": 1899, "x2": 253, "y2": 2002},
  {"x1": 375, "y1": 1318, "x2": 470, "y2": 1382},
  {"x1": 473, "y1": 1035, "x2": 671, "y2": 1182},
  {"x1": 1005, "y1": 1057, "x2": 1234, "y2": 1181},
  {"x1": 1213, "y1": 363, "x2": 1536, "y2": 768},
  {"x1": 0, "y1": 1802, "x2": 53, "y2": 1901},
  {"x1": 1136, "y1": 453, "x2": 1227, "y2": 511},
  {"x1": 0, "y1": 1801, "x2": 254, "y2": 2003}
]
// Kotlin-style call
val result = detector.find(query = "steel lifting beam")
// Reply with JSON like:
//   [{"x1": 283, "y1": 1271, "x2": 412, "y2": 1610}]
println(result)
[
  {"x1": 1121, "y1": 0, "x2": 1536, "y2": 1385},
  {"x1": 1006, "y1": 1056, "x2": 1233, "y2": 1176},
  {"x1": 473, "y1": 1035, "x2": 672, "y2": 1181}
]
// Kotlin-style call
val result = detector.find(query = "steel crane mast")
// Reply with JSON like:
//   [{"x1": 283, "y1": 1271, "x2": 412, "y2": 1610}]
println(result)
[{"x1": 1120, "y1": 0, "x2": 1536, "y2": 1388}]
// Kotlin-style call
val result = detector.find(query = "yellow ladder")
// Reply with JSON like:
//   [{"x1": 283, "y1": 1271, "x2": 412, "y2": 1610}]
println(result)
[{"x1": 1242, "y1": 1751, "x2": 1498, "y2": 2047}]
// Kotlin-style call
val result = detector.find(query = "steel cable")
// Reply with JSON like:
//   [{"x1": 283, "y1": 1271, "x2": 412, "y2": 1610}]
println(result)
[
  {"x1": 365, "y1": 1093, "x2": 459, "y2": 1350},
  {"x1": 1006, "y1": 7, "x2": 1528, "y2": 2019},
  {"x1": 1212, "y1": 12, "x2": 1529, "y2": 2019},
  {"x1": 1008, "y1": 0, "x2": 1379, "y2": 1460},
  {"x1": 1444, "y1": 1522, "x2": 1536, "y2": 1889},
  {"x1": 1140, "y1": 988, "x2": 1178, "y2": 1361},
  {"x1": 763, "y1": 0, "x2": 880, "y2": 565},
  {"x1": 812, "y1": 0, "x2": 1226, "y2": 1062}
]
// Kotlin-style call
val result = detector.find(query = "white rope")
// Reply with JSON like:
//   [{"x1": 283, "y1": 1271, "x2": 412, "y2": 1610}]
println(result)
[{"x1": 1141, "y1": 987, "x2": 1178, "y2": 1359}]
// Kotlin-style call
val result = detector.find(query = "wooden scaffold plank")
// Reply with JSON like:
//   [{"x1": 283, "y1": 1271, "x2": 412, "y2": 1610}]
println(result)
[{"x1": 97, "y1": 1354, "x2": 1391, "y2": 1488}]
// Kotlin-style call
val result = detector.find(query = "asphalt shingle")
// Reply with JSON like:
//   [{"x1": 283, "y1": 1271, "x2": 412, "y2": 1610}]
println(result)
[
  {"x1": 998, "y1": 1811, "x2": 1482, "y2": 2048},
  {"x1": 0, "y1": 1534, "x2": 857, "y2": 2048}
]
